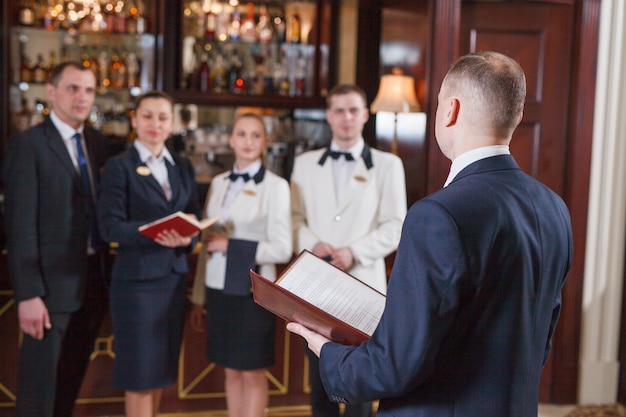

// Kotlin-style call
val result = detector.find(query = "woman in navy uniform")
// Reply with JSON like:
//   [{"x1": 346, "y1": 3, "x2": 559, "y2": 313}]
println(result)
[{"x1": 99, "y1": 91, "x2": 199, "y2": 417}]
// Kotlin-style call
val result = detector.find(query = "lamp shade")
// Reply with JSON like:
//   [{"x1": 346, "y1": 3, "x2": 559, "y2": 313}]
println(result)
[{"x1": 370, "y1": 74, "x2": 421, "y2": 113}]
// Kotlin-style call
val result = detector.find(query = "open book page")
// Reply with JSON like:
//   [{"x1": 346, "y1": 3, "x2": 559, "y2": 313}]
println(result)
[{"x1": 277, "y1": 251, "x2": 386, "y2": 336}]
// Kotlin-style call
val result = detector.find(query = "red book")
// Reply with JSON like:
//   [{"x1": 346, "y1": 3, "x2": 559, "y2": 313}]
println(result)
[
  {"x1": 250, "y1": 250, "x2": 386, "y2": 346},
  {"x1": 138, "y1": 211, "x2": 219, "y2": 240}
]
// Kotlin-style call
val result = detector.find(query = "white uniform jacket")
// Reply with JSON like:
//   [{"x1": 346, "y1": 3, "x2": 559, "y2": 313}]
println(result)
[
  {"x1": 191, "y1": 168, "x2": 292, "y2": 305},
  {"x1": 290, "y1": 145, "x2": 407, "y2": 294}
]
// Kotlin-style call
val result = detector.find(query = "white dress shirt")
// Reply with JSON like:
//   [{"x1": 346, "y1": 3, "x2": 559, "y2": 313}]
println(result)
[{"x1": 444, "y1": 145, "x2": 510, "y2": 188}]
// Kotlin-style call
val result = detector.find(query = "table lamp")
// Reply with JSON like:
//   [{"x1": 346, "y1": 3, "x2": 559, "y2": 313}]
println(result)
[{"x1": 370, "y1": 68, "x2": 421, "y2": 154}]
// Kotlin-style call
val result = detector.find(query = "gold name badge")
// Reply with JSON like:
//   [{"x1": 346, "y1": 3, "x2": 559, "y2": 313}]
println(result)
[
  {"x1": 136, "y1": 166, "x2": 151, "y2": 176},
  {"x1": 243, "y1": 189, "x2": 256, "y2": 196},
  {"x1": 354, "y1": 175, "x2": 367, "y2": 182}
]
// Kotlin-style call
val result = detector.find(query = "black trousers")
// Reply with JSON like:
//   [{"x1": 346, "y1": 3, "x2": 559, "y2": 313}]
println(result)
[
  {"x1": 307, "y1": 347, "x2": 373, "y2": 417},
  {"x1": 54, "y1": 254, "x2": 108, "y2": 417},
  {"x1": 15, "y1": 254, "x2": 108, "y2": 417}
]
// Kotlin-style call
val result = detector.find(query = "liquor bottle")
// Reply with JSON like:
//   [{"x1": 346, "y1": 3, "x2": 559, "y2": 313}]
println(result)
[
  {"x1": 215, "y1": 1, "x2": 230, "y2": 42},
  {"x1": 47, "y1": 51, "x2": 56, "y2": 80},
  {"x1": 126, "y1": 52, "x2": 140, "y2": 88},
  {"x1": 30, "y1": 99, "x2": 47, "y2": 126},
  {"x1": 229, "y1": 9, "x2": 241, "y2": 42},
  {"x1": 273, "y1": 10, "x2": 286, "y2": 43},
  {"x1": 109, "y1": 50, "x2": 127, "y2": 88},
  {"x1": 240, "y1": 2, "x2": 257, "y2": 43},
  {"x1": 20, "y1": 55, "x2": 34, "y2": 83},
  {"x1": 98, "y1": 50, "x2": 110, "y2": 88},
  {"x1": 19, "y1": 0, "x2": 36, "y2": 26},
  {"x1": 15, "y1": 98, "x2": 32, "y2": 132},
  {"x1": 212, "y1": 53, "x2": 226, "y2": 93},
  {"x1": 289, "y1": 7, "x2": 301, "y2": 44},
  {"x1": 294, "y1": 57, "x2": 306, "y2": 96},
  {"x1": 90, "y1": 47, "x2": 100, "y2": 86},
  {"x1": 197, "y1": 53, "x2": 211, "y2": 92},
  {"x1": 205, "y1": 2, "x2": 217, "y2": 40},
  {"x1": 228, "y1": 49, "x2": 244, "y2": 94},
  {"x1": 126, "y1": 0, "x2": 139, "y2": 34},
  {"x1": 33, "y1": 53, "x2": 48, "y2": 84},
  {"x1": 256, "y1": 5, "x2": 273, "y2": 43}
]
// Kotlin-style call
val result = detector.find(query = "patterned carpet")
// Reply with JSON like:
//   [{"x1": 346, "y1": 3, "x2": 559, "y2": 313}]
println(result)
[{"x1": 565, "y1": 404, "x2": 626, "y2": 416}]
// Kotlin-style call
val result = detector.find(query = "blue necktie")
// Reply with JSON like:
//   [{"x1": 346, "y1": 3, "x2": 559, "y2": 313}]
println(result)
[{"x1": 73, "y1": 132, "x2": 99, "y2": 251}]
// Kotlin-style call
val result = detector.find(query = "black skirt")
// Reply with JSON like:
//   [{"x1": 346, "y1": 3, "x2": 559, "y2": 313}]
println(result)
[{"x1": 205, "y1": 288, "x2": 276, "y2": 370}]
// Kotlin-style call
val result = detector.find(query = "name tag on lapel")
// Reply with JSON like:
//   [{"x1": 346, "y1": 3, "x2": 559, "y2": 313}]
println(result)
[
  {"x1": 243, "y1": 189, "x2": 256, "y2": 196},
  {"x1": 354, "y1": 175, "x2": 367, "y2": 182},
  {"x1": 136, "y1": 166, "x2": 151, "y2": 176}
]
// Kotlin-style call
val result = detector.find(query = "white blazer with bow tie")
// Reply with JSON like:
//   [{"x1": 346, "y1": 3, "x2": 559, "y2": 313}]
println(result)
[
  {"x1": 290, "y1": 146, "x2": 407, "y2": 294},
  {"x1": 191, "y1": 168, "x2": 292, "y2": 305}
]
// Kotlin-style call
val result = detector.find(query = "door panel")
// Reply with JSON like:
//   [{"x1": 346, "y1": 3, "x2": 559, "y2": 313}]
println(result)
[{"x1": 461, "y1": 2, "x2": 573, "y2": 196}]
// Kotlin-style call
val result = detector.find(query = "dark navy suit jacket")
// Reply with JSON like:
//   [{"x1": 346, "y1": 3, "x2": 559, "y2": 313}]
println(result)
[
  {"x1": 319, "y1": 155, "x2": 573, "y2": 417},
  {"x1": 3, "y1": 117, "x2": 107, "y2": 312},
  {"x1": 98, "y1": 146, "x2": 198, "y2": 281}
]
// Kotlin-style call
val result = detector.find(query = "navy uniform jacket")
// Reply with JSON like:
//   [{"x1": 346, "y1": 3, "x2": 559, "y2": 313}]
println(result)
[
  {"x1": 318, "y1": 155, "x2": 573, "y2": 417},
  {"x1": 98, "y1": 146, "x2": 198, "y2": 281}
]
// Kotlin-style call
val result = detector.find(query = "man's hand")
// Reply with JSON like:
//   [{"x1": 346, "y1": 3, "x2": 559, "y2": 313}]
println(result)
[
  {"x1": 312, "y1": 242, "x2": 334, "y2": 260},
  {"x1": 286, "y1": 322, "x2": 331, "y2": 357},
  {"x1": 330, "y1": 247, "x2": 354, "y2": 271},
  {"x1": 18, "y1": 297, "x2": 51, "y2": 340}
]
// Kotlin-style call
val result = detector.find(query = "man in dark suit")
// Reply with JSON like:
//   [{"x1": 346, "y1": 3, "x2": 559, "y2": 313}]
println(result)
[
  {"x1": 287, "y1": 51, "x2": 573, "y2": 417},
  {"x1": 3, "y1": 61, "x2": 109, "y2": 417}
]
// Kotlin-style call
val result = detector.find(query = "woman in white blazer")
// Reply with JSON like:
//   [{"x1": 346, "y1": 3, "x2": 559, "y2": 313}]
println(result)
[{"x1": 190, "y1": 112, "x2": 292, "y2": 417}]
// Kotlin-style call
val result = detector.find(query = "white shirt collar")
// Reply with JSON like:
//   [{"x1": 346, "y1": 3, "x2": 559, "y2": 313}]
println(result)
[
  {"x1": 50, "y1": 110, "x2": 84, "y2": 140},
  {"x1": 444, "y1": 145, "x2": 510, "y2": 187},
  {"x1": 133, "y1": 140, "x2": 175, "y2": 165}
]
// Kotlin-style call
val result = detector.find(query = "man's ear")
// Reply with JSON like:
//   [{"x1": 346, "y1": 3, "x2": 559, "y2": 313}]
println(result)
[{"x1": 445, "y1": 98, "x2": 460, "y2": 127}]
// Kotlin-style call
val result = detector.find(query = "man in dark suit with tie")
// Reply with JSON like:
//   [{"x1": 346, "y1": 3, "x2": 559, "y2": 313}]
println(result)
[
  {"x1": 3, "y1": 61, "x2": 109, "y2": 417},
  {"x1": 287, "y1": 51, "x2": 573, "y2": 417}
]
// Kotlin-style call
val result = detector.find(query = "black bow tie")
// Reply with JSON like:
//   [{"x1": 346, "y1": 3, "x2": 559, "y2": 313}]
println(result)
[
  {"x1": 327, "y1": 150, "x2": 355, "y2": 161},
  {"x1": 228, "y1": 172, "x2": 250, "y2": 182}
]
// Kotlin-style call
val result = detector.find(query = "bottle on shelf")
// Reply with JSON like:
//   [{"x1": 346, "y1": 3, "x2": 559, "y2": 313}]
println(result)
[
  {"x1": 215, "y1": 1, "x2": 229, "y2": 42},
  {"x1": 126, "y1": 52, "x2": 140, "y2": 88},
  {"x1": 256, "y1": 5, "x2": 273, "y2": 44},
  {"x1": 89, "y1": 46, "x2": 100, "y2": 86},
  {"x1": 288, "y1": 7, "x2": 301, "y2": 44},
  {"x1": 109, "y1": 49, "x2": 127, "y2": 88},
  {"x1": 204, "y1": 0, "x2": 217, "y2": 40},
  {"x1": 33, "y1": 53, "x2": 48, "y2": 84},
  {"x1": 47, "y1": 51, "x2": 56, "y2": 80},
  {"x1": 20, "y1": 55, "x2": 34, "y2": 83},
  {"x1": 228, "y1": 8, "x2": 241, "y2": 42},
  {"x1": 30, "y1": 99, "x2": 48, "y2": 126},
  {"x1": 240, "y1": 2, "x2": 257, "y2": 43},
  {"x1": 197, "y1": 52, "x2": 211, "y2": 92},
  {"x1": 19, "y1": 0, "x2": 36, "y2": 26},
  {"x1": 15, "y1": 97, "x2": 32, "y2": 132},
  {"x1": 98, "y1": 50, "x2": 110, "y2": 88},
  {"x1": 212, "y1": 53, "x2": 226, "y2": 93},
  {"x1": 273, "y1": 10, "x2": 286, "y2": 43},
  {"x1": 228, "y1": 48, "x2": 244, "y2": 94}
]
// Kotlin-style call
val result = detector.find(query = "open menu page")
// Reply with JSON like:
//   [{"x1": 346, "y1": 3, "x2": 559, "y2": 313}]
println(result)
[{"x1": 276, "y1": 251, "x2": 386, "y2": 336}]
